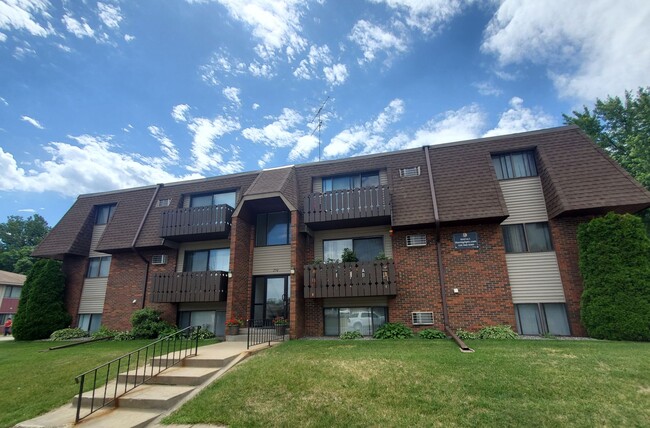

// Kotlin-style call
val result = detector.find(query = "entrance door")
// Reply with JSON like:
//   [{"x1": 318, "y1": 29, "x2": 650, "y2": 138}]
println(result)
[{"x1": 252, "y1": 276, "x2": 290, "y2": 321}]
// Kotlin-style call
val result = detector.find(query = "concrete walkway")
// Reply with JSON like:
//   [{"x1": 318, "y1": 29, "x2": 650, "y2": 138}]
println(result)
[{"x1": 16, "y1": 340, "x2": 280, "y2": 428}]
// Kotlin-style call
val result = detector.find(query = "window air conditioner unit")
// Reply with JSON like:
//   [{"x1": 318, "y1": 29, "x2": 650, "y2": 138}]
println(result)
[
  {"x1": 156, "y1": 198, "x2": 171, "y2": 207},
  {"x1": 399, "y1": 166, "x2": 421, "y2": 177},
  {"x1": 151, "y1": 255, "x2": 168, "y2": 265},
  {"x1": 406, "y1": 234, "x2": 427, "y2": 247},
  {"x1": 412, "y1": 312, "x2": 434, "y2": 325}
]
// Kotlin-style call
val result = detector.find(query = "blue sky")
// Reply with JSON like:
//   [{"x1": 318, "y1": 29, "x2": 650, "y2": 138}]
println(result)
[{"x1": 1, "y1": 0, "x2": 649, "y2": 227}]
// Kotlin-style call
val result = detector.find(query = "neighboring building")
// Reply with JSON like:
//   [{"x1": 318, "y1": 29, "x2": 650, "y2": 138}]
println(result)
[
  {"x1": 33, "y1": 126, "x2": 650, "y2": 337},
  {"x1": 0, "y1": 270, "x2": 25, "y2": 331}
]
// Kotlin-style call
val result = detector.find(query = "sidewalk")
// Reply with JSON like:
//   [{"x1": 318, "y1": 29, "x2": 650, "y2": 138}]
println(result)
[
  {"x1": 0, "y1": 335, "x2": 14, "y2": 341},
  {"x1": 16, "y1": 340, "x2": 278, "y2": 428}
]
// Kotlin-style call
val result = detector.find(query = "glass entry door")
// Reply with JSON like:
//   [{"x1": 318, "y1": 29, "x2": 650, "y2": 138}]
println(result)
[{"x1": 253, "y1": 276, "x2": 290, "y2": 321}]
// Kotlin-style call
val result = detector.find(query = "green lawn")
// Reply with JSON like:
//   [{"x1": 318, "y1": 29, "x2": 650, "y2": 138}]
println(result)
[
  {"x1": 165, "y1": 339, "x2": 650, "y2": 428},
  {"x1": 0, "y1": 338, "x2": 217, "y2": 428}
]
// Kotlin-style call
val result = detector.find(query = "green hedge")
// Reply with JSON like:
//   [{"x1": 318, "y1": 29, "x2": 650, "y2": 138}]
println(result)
[{"x1": 578, "y1": 213, "x2": 650, "y2": 341}]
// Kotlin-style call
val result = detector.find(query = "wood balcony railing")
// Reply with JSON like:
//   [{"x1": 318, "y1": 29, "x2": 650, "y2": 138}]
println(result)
[
  {"x1": 151, "y1": 271, "x2": 228, "y2": 303},
  {"x1": 303, "y1": 186, "x2": 391, "y2": 224},
  {"x1": 160, "y1": 205, "x2": 233, "y2": 240},
  {"x1": 303, "y1": 260, "x2": 397, "y2": 298}
]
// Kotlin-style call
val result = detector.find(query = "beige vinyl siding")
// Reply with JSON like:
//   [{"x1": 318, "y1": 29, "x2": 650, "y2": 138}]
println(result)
[
  {"x1": 89, "y1": 225, "x2": 109, "y2": 257},
  {"x1": 313, "y1": 170, "x2": 388, "y2": 192},
  {"x1": 314, "y1": 226, "x2": 393, "y2": 260},
  {"x1": 78, "y1": 278, "x2": 108, "y2": 314},
  {"x1": 177, "y1": 240, "x2": 230, "y2": 272},
  {"x1": 252, "y1": 245, "x2": 292, "y2": 275},
  {"x1": 323, "y1": 297, "x2": 388, "y2": 307},
  {"x1": 506, "y1": 252, "x2": 566, "y2": 303},
  {"x1": 499, "y1": 177, "x2": 548, "y2": 225}
]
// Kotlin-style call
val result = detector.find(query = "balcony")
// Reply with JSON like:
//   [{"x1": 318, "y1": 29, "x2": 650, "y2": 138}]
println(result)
[
  {"x1": 303, "y1": 260, "x2": 397, "y2": 298},
  {"x1": 303, "y1": 186, "x2": 391, "y2": 229},
  {"x1": 151, "y1": 271, "x2": 228, "y2": 303},
  {"x1": 160, "y1": 205, "x2": 234, "y2": 241}
]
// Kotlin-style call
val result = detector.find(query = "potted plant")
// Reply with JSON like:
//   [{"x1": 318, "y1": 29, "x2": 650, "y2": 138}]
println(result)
[
  {"x1": 225, "y1": 317, "x2": 243, "y2": 335},
  {"x1": 273, "y1": 316, "x2": 288, "y2": 335}
]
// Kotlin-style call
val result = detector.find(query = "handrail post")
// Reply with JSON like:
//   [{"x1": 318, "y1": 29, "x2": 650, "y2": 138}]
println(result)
[{"x1": 75, "y1": 374, "x2": 85, "y2": 423}]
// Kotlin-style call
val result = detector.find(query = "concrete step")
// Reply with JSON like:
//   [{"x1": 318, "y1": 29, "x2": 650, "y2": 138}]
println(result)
[
  {"x1": 117, "y1": 383, "x2": 195, "y2": 409},
  {"x1": 79, "y1": 408, "x2": 159, "y2": 428},
  {"x1": 225, "y1": 333, "x2": 249, "y2": 342},
  {"x1": 117, "y1": 365, "x2": 220, "y2": 386},
  {"x1": 151, "y1": 353, "x2": 236, "y2": 368}
]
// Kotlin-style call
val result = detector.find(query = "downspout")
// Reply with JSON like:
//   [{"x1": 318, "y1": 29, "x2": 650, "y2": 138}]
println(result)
[
  {"x1": 132, "y1": 184, "x2": 163, "y2": 309},
  {"x1": 423, "y1": 146, "x2": 473, "y2": 352}
]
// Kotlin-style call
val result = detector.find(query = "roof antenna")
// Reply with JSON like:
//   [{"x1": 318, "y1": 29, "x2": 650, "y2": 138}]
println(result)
[{"x1": 311, "y1": 96, "x2": 329, "y2": 161}]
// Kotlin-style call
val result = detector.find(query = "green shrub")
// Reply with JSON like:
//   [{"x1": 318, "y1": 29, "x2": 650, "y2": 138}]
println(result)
[
  {"x1": 130, "y1": 308, "x2": 173, "y2": 339},
  {"x1": 341, "y1": 248, "x2": 358, "y2": 262},
  {"x1": 476, "y1": 325, "x2": 518, "y2": 339},
  {"x1": 340, "y1": 330, "x2": 363, "y2": 340},
  {"x1": 13, "y1": 259, "x2": 72, "y2": 340},
  {"x1": 578, "y1": 213, "x2": 650, "y2": 341},
  {"x1": 189, "y1": 327, "x2": 216, "y2": 340},
  {"x1": 157, "y1": 325, "x2": 180, "y2": 339},
  {"x1": 113, "y1": 331, "x2": 134, "y2": 341},
  {"x1": 373, "y1": 323, "x2": 414, "y2": 339},
  {"x1": 50, "y1": 328, "x2": 89, "y2": 341},
  {"x1": 455, "y1": 328, "x2": 477, "y2": 340},
  {"x1": 418, "y1": 328, "x2": 447, "y2": 339},
  {"x1": 91, "y1": 326, "x2": 117, "y2": 339}
]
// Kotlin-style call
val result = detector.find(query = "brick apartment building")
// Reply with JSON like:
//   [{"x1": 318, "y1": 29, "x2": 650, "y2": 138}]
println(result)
[{"x1": 33, "y1": 126, "x2": 650, "y2": 338}]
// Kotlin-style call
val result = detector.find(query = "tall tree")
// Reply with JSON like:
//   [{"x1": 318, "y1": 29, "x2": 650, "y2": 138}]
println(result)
[
  {"x1": 0, "y1": 214, "x2": 50, "y2": 251},
  {"x1": 564, "y1": 87, "x2": 650, "y2": 230}
]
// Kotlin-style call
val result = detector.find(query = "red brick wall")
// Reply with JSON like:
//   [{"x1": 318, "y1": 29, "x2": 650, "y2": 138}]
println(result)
[
  {"x1": 549, "y1": 216, "x2": 591, "y2": 336},
  {"x1": 226, "y1": 216, "x2": 253, "y2": 323},
  {"x1": 440, "y1": 224, "x2": 515, "y2": 331},
  {"x1": 290, "y1": 211, "x2": 306, "y2": 338},
  {"x1": 62, "y1": 255, "x2": 87, "y2": 327}
]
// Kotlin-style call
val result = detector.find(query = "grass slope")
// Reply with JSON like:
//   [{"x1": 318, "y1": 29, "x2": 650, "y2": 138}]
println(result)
[
  {"x1": 165, "y1": 339, "x2": 650, "y2": 428},
  {"x1": 0, "y1": 339, "x2": 216, "y2": 427}
]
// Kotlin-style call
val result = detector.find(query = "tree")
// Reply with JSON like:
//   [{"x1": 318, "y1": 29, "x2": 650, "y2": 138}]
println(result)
[
  {"x1": 564, "y1": 88, "x2": 650, "y2": 230},
  {"x1": 12, "y1": 259, "x2": 72, "y2": 340},
  {"x1": 0, "y1": 214, "x2": 50, "y2": 251},
  {"x1": 577, "y1": 213, "x2": 650, "y2": 341},
  {"x1": 0, "y1": 214, "x2": 50, "y2": 274}
]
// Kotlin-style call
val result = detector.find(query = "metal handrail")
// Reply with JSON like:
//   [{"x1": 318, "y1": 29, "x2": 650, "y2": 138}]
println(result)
[
  {"x1": 246, "y1": 319, "x2": 288, "y2": 349},
  {"x1": 74, "y1": 326, "x2": 199, "y2": 423}
]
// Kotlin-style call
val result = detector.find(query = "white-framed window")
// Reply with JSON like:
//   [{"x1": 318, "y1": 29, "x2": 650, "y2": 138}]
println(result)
[
  {"x1": 492, "y1": 150, "x2": 537, "y2": 180},
  {"x1": 183, "y1": 248, "x2": 230, "y2": 272},
  {"x1": 502, "y1": 222, "x2": 552, "y2": 253},
  {"x1": 3, "y1": 286, "x2": 21, "y2": 299},
  {"x1": 87, "y1": 256, "x2": 112, "y2": 278},
  {"x1": 95, "y1": 204, "x2": 116, "y2": 225},
  {"x1": 323, "y1": 237, "x2": 384, "y2": 262},
  {"x1": 78, "y1": 313, "x2": 102, "y2": 333},
  {"x1": 324, "y1": 307, "x2": 387, "y2": 336}
]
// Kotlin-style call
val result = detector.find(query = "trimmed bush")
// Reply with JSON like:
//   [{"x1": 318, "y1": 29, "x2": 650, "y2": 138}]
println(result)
[
  {"x1": 130, "y1": 308, "x2": 173, "y2": 339},
  {"x1": 50, "y1": 328, "x2": 89, "y2": 341},
  {"x1": 113, "y1": 331, "x2": 135, "y2": 341},
  {"x1": 418, "y1": 328, "x2": 447, "y2": 340},
  {"x1": 190, "y1": 327, "x2": 216, "y2": 340},
  {"x1": 578, "y1": 213, "x2": 650, "y2": 341},
  {"x1": 373, "y1": 323, "x2": 414, "y2": 339},
  {"x1": 476, "y1": 325, "x2": 518, "y2": 340},
  {"x1": 13, "y1": 259, "x2": 72, "y2": 340},
  {"x1": 340, "y1": 330, "x2": 363, "y2": 340},
  {"x1": 91, "y1": 326, "x2": 117, "y2": 339},
  {"x1": 455, "y1": 328, "x2": 477, "y2": 340}
]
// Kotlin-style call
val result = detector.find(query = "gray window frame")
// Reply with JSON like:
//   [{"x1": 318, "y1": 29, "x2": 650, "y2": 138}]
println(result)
[
  {"x1": 95, "y1": 204, "x2": 116, "y2": 225},
  {"x1": 502, "y1": 222, "x2": 553, "y2": 253},
  {"x1": 492, "y1": 150, "x2": 537, "y2": 180},
  {"x1": 86, "y1": 256, "x2": 112, "y2": 278}
]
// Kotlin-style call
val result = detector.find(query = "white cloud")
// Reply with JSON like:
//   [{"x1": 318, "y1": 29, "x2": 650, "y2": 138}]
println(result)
[
  {"x1": 349, "y1": 20, "x2": 407, "y2": 64},
  {"x1": 185, "y1": 115, "x2": 242, "y2": 174},
  {"x1": 473, "y1": 81, "x2": 502, "y2": 96},
  {"x1": 293, "y1": 44, "x2": 332, "y2": 80},
  {"x1": 13, "y1": 42, "x2": 35, "y2": 59},
  {"x1": 200, "y1": 51, "x2": 247, "y2": 85},
  {"x1": 147, "y1": 125, "x2": 179, "y2": 165},
  {"x1": 483, "y1": 97, "x2": 555, "y2": 137},
  {"x1": 223, "y1": 87, "x2": 242, "y2": 107},
  {"x1": 248, "y1": 60, "x2": 273, "y2": 78},
  {"x1": 482, "y1": 0, "x2": 650, "y2": 101},
  {"x1": 0, "y1": 0, "x2": 55, "y2": 38},
  {"x1": 369, "y1": 0, "x2": 467, "y2": 34},
  {"x1": 257, "y1": 151, "x2": 274, "y2": 168},
  {"x1": 323, "y1": 63, "x2": 348, "y2": 86},
  {"x1": 171, "y1": 104, "x2": 190, "y2": 122},
  {"x1": 323, "y1": 99, "x2": 404, "y2": 158},
  {"x1": 97, "y1": 2, "x2": 122, "y2": 29},
  {"x1": 0, "y1": 136, "x2": 201, "y2": 196},
  {"x1": 288, "y1": 134, "x2": 318, "y2": 161},
  {"x1": 252, "y1": 103, "x2": 260, "y2": 110},
  {"x1": 0, "y1": 97, "x2": 8, "y2": 106},
  {"x1": 0, "y1": 32, "x2": 6, "y2": 42},
  {"x1": 20, "y1": 115, "x2": 44, "y2": 129},
  {"x1": 62, "y1": 14, "x2": 95, "y2": 38},
  {"x1": 242, "y1": 108, "x2": 303, "y2": 148},
  {"x1": 18, "y1": 208, "x2": 35, "y2": 213},
  {"x1": 124, "y1": 34, "x2": 134, "y2": 42},
  {"x1": 208, "y1": 0, "x2": 309, "y2": 60}
]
